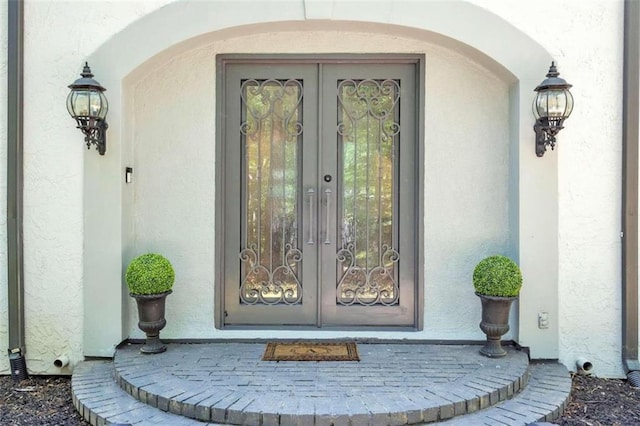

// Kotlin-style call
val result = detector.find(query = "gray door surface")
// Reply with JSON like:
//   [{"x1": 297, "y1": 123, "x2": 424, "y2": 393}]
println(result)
[{"x1": 219, "y1": 57, "x2": 419, "y2": 328}]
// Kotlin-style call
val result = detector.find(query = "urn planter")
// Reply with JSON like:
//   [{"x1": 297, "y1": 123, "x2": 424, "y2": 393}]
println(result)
[
  {"x1": 472, "y1": 255, "x2": 522, "y2": 358},
  {"x1": 126, "y1": 253, "x2": 175, "y2": 355},
  {"x1": 132, "y1": 290, "x2": 172, "y2": 354},
  {"x1": 477, "y1": 293, "x2": 517, "y2": 358}
]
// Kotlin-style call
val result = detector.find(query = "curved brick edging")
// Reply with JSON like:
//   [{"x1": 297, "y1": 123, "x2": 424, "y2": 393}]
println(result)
[
  {"x1": 112, "y1": 342, "x2": 530, "y2": 425},
  {"x1": 441, "y1": 362, "x2": 572, "y2": 424},
  {"x1": 72, "y1": 361, "x2": 217, "y2": 426},
  {"x1": 72, "y1": 357, "x2": 570, "y2": 426}
]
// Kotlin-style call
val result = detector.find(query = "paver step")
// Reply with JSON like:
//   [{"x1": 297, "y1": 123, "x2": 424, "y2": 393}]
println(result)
[
  {"x1": 72, "y1": 361, "x2": 220, "y2": 426},
  {"x1": 441, "y1": 362, "x2": 571, "y2": 425},
  {"x1": 72, "y1": 343, "x2": 570, "y2": 425},
  {"x1": 115, "y1": 343, "x2": 529, "y2": 424}
]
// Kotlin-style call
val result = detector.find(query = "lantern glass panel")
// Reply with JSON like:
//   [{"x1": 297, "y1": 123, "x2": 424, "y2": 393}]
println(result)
[
  {"x1": 71, "y1": 91, "x2": 90, "y2": 117},
  {"x1": 88, "y1": 91, "x2": 108, "y2": 119},
  {"x1": 533, "y1": 89, "x2": 573, "y2": 120},
  {"x1": 564, "y1": 90, "x2": 574, "y2": 117},
  {"x1": 66, "y1": 91, "x2": 75, "y2": 118},
  {"x1": 533, "y1": 94, "x2": 542, "y2": 120},
  {"x1": 98, "y1": 91, "x2": 109, "y2": 119},
  {"x1": 545, "y1": 89, "x2": 569, "y2": 117}
]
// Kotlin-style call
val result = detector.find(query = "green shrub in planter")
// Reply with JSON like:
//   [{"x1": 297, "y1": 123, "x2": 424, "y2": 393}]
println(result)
[
  {"x1": 126, "y1": 253, "x2": 175, "y2": 295},
  {"x1": 473, "y1": 255, "x2": 522, "y2": 297}
]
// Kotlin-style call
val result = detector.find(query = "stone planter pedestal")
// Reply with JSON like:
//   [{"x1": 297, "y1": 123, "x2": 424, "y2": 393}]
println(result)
[
  {"x1": 477, "y1": 293, "x2": 517, "y2": 358},
  {"x1": 131, "y1": 291, "x2": 172, "y2": 354}
]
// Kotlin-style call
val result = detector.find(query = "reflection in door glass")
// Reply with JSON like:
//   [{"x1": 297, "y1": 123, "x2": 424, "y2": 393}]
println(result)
[
  {"x1": 336, "y1": 79, "x2": 400, "y2": 306},
  {"x1": 239, "y1": 79, "x2": 303, "y2": 305}
]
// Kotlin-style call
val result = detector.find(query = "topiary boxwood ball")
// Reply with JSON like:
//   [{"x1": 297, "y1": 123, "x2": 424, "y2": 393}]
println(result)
[
  {"x1": 473, "y1": 255, "x2": 522, "y2": 297},
  {"x1": 126, "y1": 253, "x2": 175, "y2": 295}
]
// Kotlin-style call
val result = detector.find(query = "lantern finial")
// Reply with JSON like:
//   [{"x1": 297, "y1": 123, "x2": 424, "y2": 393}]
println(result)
[{"x1": 81, "y1": 62, "x2": 94, "y2": 79}]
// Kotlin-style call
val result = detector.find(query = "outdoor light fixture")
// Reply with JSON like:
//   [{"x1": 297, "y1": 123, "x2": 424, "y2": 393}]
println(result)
[
  {"x1": 533, "y1": 62, "x2": 573, "y2": 157},
  {"x1": 67, "y1": 62, "x2": 108, "y2": 155}
]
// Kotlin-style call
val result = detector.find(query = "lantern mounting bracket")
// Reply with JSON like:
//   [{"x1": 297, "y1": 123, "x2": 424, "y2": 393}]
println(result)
[
  {"x1": 535, "y1": 121, "x2": 553, "y2": 157},
  {"x1": 77, "y1": 119, "x2": 107, "y2": 155},
  {"x1": 534, "y1": 118, "x2": 565, "y2": 157}
]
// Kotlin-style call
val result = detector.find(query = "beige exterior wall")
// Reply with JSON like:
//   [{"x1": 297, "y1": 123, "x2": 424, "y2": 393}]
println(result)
[
  {"x1": 0, "y1": 0, "x2": 174, "y2": 374},
  {"x1": 0, "y1": 0, "x2": 628, "y2": 377},
  {"x1": 479, "y1": 0, "x2": 626, "y2": 378}
]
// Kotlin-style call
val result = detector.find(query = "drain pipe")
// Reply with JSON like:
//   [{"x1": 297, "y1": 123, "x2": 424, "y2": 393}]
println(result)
[
  {"x1": 6, "y1": 0, "x2": 27, "y2": 381},
  {"x1": 53, "y1": 355, "x2": 70, "y2": 369},
  {"x1": 622, "y1": 0, "x2": 640, "y2": 387},
  {"x1": 575, "y1": 357, "x2": 593, "y2": 375}
]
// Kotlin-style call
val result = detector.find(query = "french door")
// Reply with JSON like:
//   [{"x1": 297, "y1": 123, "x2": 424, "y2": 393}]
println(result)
[{"x1": 218, "y1": 56, "x2": 421, "y2": 328}]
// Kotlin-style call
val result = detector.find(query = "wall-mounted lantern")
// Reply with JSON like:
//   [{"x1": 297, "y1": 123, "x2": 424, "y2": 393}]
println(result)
[
  {"x1": 66, "y1": 63, "x2": 108, "y2": 155},
  {"x1": 533, "y1": 62, "x2": 573, "y2": 157}
]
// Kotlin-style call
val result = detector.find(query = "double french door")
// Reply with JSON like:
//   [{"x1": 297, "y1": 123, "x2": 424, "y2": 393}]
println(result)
[{"x1": 218, "y1": 57, "x2": 420, "y2": 328}]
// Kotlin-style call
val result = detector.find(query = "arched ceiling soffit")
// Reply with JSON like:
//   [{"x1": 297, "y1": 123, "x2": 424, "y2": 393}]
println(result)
[{"x1": 90, "y1": 1, "x2": 551, "y2": 87}]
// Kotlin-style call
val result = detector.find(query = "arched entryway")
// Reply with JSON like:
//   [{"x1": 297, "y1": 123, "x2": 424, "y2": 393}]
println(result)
[{"x1": 82, "y1": 0, "x2": 557, "y2": 360}]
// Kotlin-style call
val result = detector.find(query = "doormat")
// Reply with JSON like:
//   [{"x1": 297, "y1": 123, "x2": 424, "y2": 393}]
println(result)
[{"x1": 262, "y1": 342, "x2": 359, "y2": 361}]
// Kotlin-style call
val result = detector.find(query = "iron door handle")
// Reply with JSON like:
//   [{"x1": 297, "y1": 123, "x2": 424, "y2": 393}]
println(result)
[
  {"x1": 307, "y1": 188, "x2": 315, "y2": 245},
  {"x1": 324, "y1": 188, "x2": 332, "y2": 245}
]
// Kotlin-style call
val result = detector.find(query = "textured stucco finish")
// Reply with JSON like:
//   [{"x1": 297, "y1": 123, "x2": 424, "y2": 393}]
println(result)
[
  {"x1": 0, "y1": 0, "x2": 173, "y2": 374},
  {"x1": 475, "y1": 0, "x2": 626, "y2": 377},
  {"x1": 0, "y1": 0, "x2": 630, "y2": 377}
]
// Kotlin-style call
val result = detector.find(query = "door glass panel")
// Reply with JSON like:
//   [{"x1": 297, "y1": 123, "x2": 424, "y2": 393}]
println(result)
[
  {"x1": 336, "y1": 79, "x2": 400, "y2": 306},
  {"x1": 239, "y1": 79, "x2": 303, "y2": 305}
]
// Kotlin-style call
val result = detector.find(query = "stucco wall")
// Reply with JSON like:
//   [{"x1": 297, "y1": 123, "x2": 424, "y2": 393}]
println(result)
[
  {"x1": 128, "y1": 31, "x2": 511, "y2": 341},
  {"x1": 116, "y1": 0, "x2": 628, "y2": 377},
  {"x1": 0, "y1": 0, "x2": 173, "y2": 375},
  {"x1": 0, "y1": 0, "x2": 629, "y2": 377},
  {"x1": 474, "y1": 0, "x2": 625, "y2": 377}
]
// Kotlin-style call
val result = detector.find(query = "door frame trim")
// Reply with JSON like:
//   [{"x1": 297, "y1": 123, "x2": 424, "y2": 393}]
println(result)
[{"x1": 214, "y1": 54, "x2": 425, "y2": 330}]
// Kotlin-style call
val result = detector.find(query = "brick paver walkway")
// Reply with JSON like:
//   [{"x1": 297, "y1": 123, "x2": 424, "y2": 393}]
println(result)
[{"x1": 72, "y1": 342, "x2": 571, "y2": 425}]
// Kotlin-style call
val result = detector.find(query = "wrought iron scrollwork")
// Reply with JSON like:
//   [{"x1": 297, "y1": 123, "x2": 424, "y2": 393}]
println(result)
[
  {"x1": 337, "y1": 79, "x2": 400, "y2": 142},
  {"x1": 335, "y1": 78, "x2": 401, "y2": 307},
  {"x1": 238, "y1": 78, "x2": 304, "y2": 306},
  {"x1": 240, "y1": 79, "x2": 303, "y2": 140},
  {"x1": 239, "y1": 244, "x2": 303, "y2": 305},
  {"x1": 336, "y1": 243, "x2": 400, "y2": 306}
]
